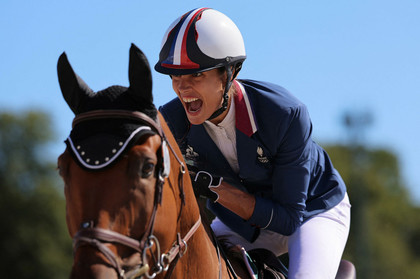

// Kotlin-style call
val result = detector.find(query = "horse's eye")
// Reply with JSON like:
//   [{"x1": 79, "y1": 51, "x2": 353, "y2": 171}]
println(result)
[{"x1": 141, "y1": 162, "x2": 155, "y2": 178}]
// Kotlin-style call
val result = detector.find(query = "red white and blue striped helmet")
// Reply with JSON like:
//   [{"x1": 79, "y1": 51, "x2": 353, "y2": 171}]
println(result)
[{"x1": 154, "y1": 8, "x2": 246, "y2": 76}]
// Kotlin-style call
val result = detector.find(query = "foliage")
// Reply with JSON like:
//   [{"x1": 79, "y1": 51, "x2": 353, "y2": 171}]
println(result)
[
  {"x1": 0, "y1": 111, "x2": 72, "y2": 279},
  {"x1": 325, "y1": 144, "x2": 420, "y2": 279},
  {"x1": 2, "y1": 110, "x2": 420, "y2": 278}
]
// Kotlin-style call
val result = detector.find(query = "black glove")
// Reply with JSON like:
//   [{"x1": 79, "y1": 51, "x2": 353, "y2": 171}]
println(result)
[{"x1": 192, "y1": 171, "x2": 223, "y2": 202}]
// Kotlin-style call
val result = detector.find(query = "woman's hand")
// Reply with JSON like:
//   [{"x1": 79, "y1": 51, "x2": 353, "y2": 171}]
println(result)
[
  {"x1": 191, "y1": 170, "x2": 256, "y2": 220},
  {"x1": 192, "y1": 171, "x2": 223, "y2": 202}
]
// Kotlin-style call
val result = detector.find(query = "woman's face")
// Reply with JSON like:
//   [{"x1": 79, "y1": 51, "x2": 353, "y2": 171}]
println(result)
[{"x1": 171, "y1": 68, "x2": 226, "y2": 125}]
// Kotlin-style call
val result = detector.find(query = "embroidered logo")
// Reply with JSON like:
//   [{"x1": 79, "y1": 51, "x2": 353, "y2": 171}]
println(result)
[
  {"x1": 185, "y1": 145, "x2": 199, "y2": 165},
  {"x1": 257, "y1": 146, "x2": 269, "y2": 164}
]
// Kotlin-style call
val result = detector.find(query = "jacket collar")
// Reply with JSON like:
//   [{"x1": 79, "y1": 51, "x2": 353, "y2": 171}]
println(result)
[{"x1": 234, "y1": 80, "x2": 257, "y2": 137}]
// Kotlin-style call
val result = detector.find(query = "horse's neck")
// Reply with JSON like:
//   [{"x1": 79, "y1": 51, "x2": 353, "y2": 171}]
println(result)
[
  {"x1": 158, "y1": 113, "x2": 230, "y2": 278},
  {"x1": 176, "y1": 199, "x2": 228, "y2": 278}
]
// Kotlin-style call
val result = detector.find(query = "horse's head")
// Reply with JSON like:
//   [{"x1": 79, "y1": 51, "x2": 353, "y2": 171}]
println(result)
[{"x1": 57, "y1": 44, "x2": 189, "y2": 278}]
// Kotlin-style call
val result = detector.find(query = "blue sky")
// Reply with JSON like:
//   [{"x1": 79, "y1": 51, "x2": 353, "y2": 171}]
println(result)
[{"x1": 1, "y1": 0, "x2": 419, "y2": 204}]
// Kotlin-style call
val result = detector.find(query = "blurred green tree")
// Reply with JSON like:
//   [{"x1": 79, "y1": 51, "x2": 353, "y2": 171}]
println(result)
[
  {"x1": 325, "y1": 144, "x2": 420, "y2": 278},
  {"x1": 0, "y1": 111, "x2": 72, "y2": 279}
]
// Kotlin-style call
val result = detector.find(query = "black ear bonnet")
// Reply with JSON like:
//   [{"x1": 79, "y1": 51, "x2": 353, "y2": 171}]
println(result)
[
  {"x1": 66, "y1": 117, "x2": 156, "y2": 170},
  {"x1": 57, "y1": 44, "x2": 164, "y2": 171}
]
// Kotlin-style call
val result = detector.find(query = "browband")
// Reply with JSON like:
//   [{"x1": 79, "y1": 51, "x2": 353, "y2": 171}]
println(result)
[{"x1": 72, "y1": 109, "x2": 163, "y2": 137}]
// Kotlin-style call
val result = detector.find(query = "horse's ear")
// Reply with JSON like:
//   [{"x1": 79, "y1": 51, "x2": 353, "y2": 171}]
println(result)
[
  {"x1": 57, "y1": 52, "x2": 94, "y2": 114},
  {"x1": 128, "y1": 43, "x2": 153, "y2": 105}
]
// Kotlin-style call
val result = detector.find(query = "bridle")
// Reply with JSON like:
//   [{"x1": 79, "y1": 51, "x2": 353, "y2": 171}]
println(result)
[{"x1": 70, "y1": 109, "x2": 202, "y2": 279}]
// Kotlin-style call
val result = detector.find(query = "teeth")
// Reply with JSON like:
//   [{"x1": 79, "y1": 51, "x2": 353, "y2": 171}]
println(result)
[{"x1": 183, "y1": 97, "x2": 199, "y2": 103}]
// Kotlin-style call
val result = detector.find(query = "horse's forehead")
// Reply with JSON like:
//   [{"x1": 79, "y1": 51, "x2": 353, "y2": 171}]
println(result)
[
  {"x1": 65, "y1": 117, "x2": 157, "y2": 171},
  {"x1": 65, "y1": 87, "x2": 161, "y2": 171},
  {"x1": 131, "y1": 134, "x2": 162, "y2": 152}
]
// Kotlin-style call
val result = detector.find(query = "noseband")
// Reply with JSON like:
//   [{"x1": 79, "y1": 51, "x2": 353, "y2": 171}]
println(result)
[{"x1": 70, "y1": 110, "x2": 201, "y2": 279}]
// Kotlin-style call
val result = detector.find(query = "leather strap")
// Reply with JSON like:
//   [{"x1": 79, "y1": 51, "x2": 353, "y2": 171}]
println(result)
[{"x1": 72, "y1": 110, "x2": 163, "y2": 136}]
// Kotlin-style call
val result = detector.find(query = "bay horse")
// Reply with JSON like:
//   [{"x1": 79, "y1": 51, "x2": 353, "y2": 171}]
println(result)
[
  {"x1": 56, "y1": 44, "x2": 355, "y2": 279},
  {"x1": 56, "y1": 43, "x2": 237, "y2": 279}
]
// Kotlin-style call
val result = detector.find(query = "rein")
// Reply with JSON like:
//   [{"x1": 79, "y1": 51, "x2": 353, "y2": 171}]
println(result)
[{"x1": 70, "y1": 109, "x2": 201, "y2": 279}]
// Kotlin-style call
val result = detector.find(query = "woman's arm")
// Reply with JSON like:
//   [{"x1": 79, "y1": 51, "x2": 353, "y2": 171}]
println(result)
[{"x1": 212, "y1": 181, "x2": 256, "y2": 220}]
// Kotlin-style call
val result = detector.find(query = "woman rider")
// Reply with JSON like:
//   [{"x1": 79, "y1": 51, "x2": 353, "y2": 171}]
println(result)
[{"x1": 155, "y1": 8, "x2": 351, "y2": 279}]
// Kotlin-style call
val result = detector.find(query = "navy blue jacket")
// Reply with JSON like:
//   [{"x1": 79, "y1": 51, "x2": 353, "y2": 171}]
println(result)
[{"x1": 160, "y1": 79, "x2": 346, "y2": 241}]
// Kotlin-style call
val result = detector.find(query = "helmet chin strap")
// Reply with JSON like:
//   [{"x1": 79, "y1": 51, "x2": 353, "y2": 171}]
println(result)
[
  {"x1": 207, "y1": 89, "x2": 229, "y2": 120},
  {"x1": 207, "y1": 64, "x2": 237, "y2": 121}
]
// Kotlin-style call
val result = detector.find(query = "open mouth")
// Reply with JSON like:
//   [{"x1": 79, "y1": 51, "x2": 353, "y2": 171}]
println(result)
[{"x1": 183, "y1": 97, "x2": 203, "y2": 113}]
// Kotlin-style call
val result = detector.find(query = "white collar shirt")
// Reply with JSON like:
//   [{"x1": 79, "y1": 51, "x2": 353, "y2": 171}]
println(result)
[{"x1": 204, "y1": 100, "x2": 239, "y2": 174}]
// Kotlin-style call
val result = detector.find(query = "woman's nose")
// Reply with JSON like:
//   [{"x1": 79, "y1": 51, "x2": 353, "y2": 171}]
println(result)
[{"x1": 173, "y1": 75, "x2": 192, "y2": 90}]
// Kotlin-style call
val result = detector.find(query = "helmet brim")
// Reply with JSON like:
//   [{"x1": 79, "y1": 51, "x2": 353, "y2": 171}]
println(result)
[{"x1": 154, "y1": 56, "x2": 246, "y2": 76}]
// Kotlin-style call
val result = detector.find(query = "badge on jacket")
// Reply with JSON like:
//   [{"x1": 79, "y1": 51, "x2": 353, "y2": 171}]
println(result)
[
  {"x1": 185, "y1": 144, "x2": 199, "y2": 166},
  {"x1": 257, "y1": 146, "x2": 269, "y2": 164}
]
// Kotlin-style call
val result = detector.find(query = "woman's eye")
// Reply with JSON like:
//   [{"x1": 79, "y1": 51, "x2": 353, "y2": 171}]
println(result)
[{"x1": 141, "y1": 162, "x2": 155, "y2": 178}]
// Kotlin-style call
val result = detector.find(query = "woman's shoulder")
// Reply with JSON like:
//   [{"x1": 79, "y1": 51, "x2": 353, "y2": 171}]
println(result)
[
  {"x1": 238, "y1": 79, "x2": 308, "y2": 122},
  {"x1": 239, "y1": 79, "x2": 305, "y2": 111}
]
